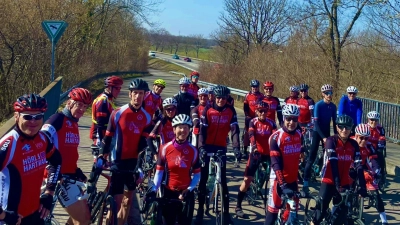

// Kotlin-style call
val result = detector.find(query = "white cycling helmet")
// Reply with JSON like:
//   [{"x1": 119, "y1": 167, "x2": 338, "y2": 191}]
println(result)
[
  {"x1": 367, "y1": 111, "x2": 380, "y2": 120},
  {"x1": 162, "y1": 97, "x2": 178, "y2": 108},
  {"x1": 289, "y1": 86, "x2": 299, "y2": 92},
  {"x1": 355, "y1": 124, "x2": 370, "y2": 137},
  {"x1": 321, "y1": 84, "x2": 333, "y2": 92},
  {"x1": 172, "y1": 114, "x2": 192, "y2": 127},
  {"x1": 198, "y1": 88, "x2": 208, "y2": 96},
  {"x1": 347, "y1": 86, "x2": 358, "y2": 93},
  {"x1": 178, "y1": 77, "x2": 191, "y2": 85},
  {"x1": 282, "y1": 104, "x2": 300, "y2": 117}
]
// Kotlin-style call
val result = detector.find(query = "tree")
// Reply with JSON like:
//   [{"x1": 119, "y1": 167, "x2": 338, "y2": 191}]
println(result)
[{"x1": 192, "y1": 34, "x2": 205, "y2": 58}]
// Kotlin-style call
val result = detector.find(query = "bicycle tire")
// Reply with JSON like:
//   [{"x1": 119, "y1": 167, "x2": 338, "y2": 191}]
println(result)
[
  {"x1": 215, "y1": 183, "x2": 224, "y2": 225},
  {"x1": 354, "y1": 218, "x2": 365, "y2": 225},
  {"x1": 90, "y1": 191, "x2": 106, "y2": 223},
  {"x1": 304, "y1": 192, "x2": 319, "y2": 224},
  {"x1": 97, "y1": 195, "x2": 118, "y2": 225},
  {"x1": 354, "y1": 195, "x2": 364, "y2": 220}
]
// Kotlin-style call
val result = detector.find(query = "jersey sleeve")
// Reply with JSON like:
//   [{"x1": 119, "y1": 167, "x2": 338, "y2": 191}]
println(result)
[
  {"x1": 269, "y1": 132, "x2": 285, "y2": 186},
  {"x1": 94, "y1": 97, "x2": 113, "y2": 140},
  {"x1": 313, "y1": 102, "x2": 326, "y2": 138},
  {"x1": 101, "y1": 109, "x2": 118, "y2": 155},
  {"x1": 191, "y1": 106, "x2": 200, "y2": 135},
  {"x1": 188, "y1": 146, "x2": 201, "y2": 191},
  {"x1": 153, "y1": 144, "x2": 167, "y2": 191},
  {"x1": 275, "y1": 97, "x2": 283, "y2": 124},
  {"x1": 356, "y1": 99, "x2": 363, "y2": 125},
  {"x1": 337, "y1": 95, "x2": 345, "y2": 116},
  {"x1": 332, "y1": 103, "x2": 338, "y2": 134},
  {"x1": 308, "y1": 98, "x2": 315, "y2": 121},
  {"x1": 198, "y1": 105, "x2": 210, "y2": 149},
  {"x1": 351, "y1": 140, "x2": 366, "y2": 189},
  {"x1": 41, "y1": 113, "x2": 64, "y2": 149},
  {"x1": 147, "y1": 120, "x2": 162, "y2": 154},
  {"x1": 42, "y1": 133, "x2": 62, "y2": 191},
  {"x1": 229, "y1": 106, "x2": 240, "y2": 149},
  {"x1": 0, "y1": 135, "x2": 16, "y2": 171},
  {"x1": 243, "y1": 94, "x2": 250, "y2": 117},
  {"x1": 248, "y1": 119, "x2": 257, "y2": 151},
  {"x1": 325, "y1": 137, "x2": 340, "y2": 184}
]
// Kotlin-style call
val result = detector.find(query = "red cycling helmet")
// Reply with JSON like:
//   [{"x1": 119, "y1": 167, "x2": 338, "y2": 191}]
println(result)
[
  {"x1": 14, "y1": 94, "x2": 48, "y2": 112},
  {"x1": 263, "y1": 81, "x2": 274, "y2": 88},
  {"x1": 104, "y1": 76, "x2": 123, "y2": 87},
  {"x1": 69, "y1": 88, "x2": 93, "y2": 104},
  {"x1": 190, "y1": 71, "x2": 200, "y2": 77}
]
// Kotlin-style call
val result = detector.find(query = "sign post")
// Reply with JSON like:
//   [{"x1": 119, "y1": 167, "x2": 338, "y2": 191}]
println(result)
[{"x1": 41, "y1": 20, "x2": 68, "y2": 81}]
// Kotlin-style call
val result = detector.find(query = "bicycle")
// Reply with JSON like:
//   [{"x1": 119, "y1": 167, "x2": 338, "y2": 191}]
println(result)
[
  {"x1": 275, "y1": 191, "x2": 306, "y2": 225},
  {"x1": 144, "y1": 192, "x2": 188, "y2": 225},
  {"x1": 204, "y1": 150, "x2": 226, "y2": 225},
  {"x1": 376, "y1": 148, "x2": 387, "y2": 192},
  {"x1": 247, "y1": 159, "x2": 270, "y2": 207}
]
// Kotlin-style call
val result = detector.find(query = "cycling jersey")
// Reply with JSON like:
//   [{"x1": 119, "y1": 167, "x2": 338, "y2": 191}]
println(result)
[
  {"x1": 198, "y1": 103, "x2": 240, "y2": 149},
  {"x1": 338, "y1": 95, "x2": 363, "y2": 125},
  {"x1": 154, "y1": 140, "x2": 200, "y2": 191},
  {"x1": 263, "y1": 96, "x2": 283, "y2": 124},
  {"x1": 297, "y1": 96, "x2": 315, "y2": 124},
  {"x1": 90, "y1": 92, "x2": 116, "y2": 141},
  {"x1": 101, "y1": 104, "x2": 152, "y2": 161},
  {"x1": 173, "y1": 92, "x2": 197, "y2": 116},
  {"x1": 314, "y1": 100, "x2": 337, "y2": 138},
  {"x1": 320, "y1": 135, "x2": 362, "y2": 186},
  {"x1": 269, "y1": 127, "x2": 302, "y2": 185},
  {"x1": 191, "y1": 104, "x2": 207, "y2": 135},
  {"x1": 249, "y1": 117, "x2": 276, "y2": 155},
  {"x1": 187, "y1": 83, "x2": 200, "y2": 99},
  {"x1": 283, "y1": 97, "x2": 298, "y2": 106},
  {"x1": 143, "y1": 91, "x2": 162, "y2": 119},
  {"x1": 41, "y1": 112, "x2": 79, "y2": 174},
  {"x1": 0, "y1": 127, "x2": 61, "y2": 217},
  {"x1": 368, "y1": 124, "x2": 385, "y2": 149},
  {"x1": 227, "y1": 95, "x2": 234, "y2": 107},
  {"x1": 243, "y1": 92, "x2": 265, "y2": 118},
  {"x1": 147, "y1": 118, "x2": 174, "y2": 154}
]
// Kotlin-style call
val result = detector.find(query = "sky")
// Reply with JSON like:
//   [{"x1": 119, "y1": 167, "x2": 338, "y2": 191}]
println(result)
[{"x1": 145, "y1": 0, "x2": 224, "y2": 38}]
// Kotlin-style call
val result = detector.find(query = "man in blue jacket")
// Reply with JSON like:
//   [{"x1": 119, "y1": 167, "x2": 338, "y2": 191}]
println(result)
[{"x1": 337, "y1": 86, "x2": 363, "y2": 135}]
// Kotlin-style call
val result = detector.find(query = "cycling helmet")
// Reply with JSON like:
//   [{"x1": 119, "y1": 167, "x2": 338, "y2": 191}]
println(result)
[
  {"x1": 198, "y1": 88, "x2": 208, "y2": 96},
  {"x1": 190, "y1": 71, "x2": 200, "y2": 77},
  {"x1": 178, "y1": 77, "x2": 191, "y2": 85},
  {"x1": 69, "y1": 88, "x2": 93, "y2": 104},
  {"x1": 321, "y1": 84, "x2": 333, "y2": 92},
  {"x1": 104, "y1": 76, "x2": 123, "y2": 87},
  {"x1": 256, "y1": 101, "x2": 269, "y2": 110},
  {"x1": 282, "y1": 104, "x2": 300, "y2": 116},
  {"x1": 347, "y1": 86, "x2": 358, "y2": 93},
  {"x1": 367, "y1": 111, "x2": 380, "y2": 120},
  {"x1": 263, "y1": 81, "x2": 274, "y2": 88},
  {"x1": 162, "y1": 98, "x2": 178, "y2": 108},
  {"x1": 289, "y1": 86, "x2": 300, "y2": 92},
  {"x1": 207, "y1": 85, "x2": 215, "y2": 93},
  {"x1": 172, "y1": 114, "x2": 192, "y2": 127},
  {"x1": 213, "y1": 85, "x2": 230, "y2": 98},
  {"x1": 355, "y1": 124, "x2": 371, "y2": 137},
  {"x1": 14, "y1": 94, "x2": 48, "y2": 112},
  {"x1": 129, "y1": 78, "x2": 149, "y2": 91},
  {"x1": 336, "y1": 115, "x2": 354, "y2": 127},
  {"x1": 153, "y1": 79, "x2": 166, "y2": 87},
  {"x1": 299, "y1": 84, "x2": 309, "y2": 91},
  {"x1": 250, "y1": 79, "x2": 260, "y2": 87}
]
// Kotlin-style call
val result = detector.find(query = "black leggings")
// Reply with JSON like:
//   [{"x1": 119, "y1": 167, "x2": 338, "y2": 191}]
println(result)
[
  {"x1": 20, "y1": 211, "x2": 44, "y2": 225},
  {"x1": 304, "y1": 131, "x2": 324, "y2": 181},
  {"x1": 161, "y1": 188, "x2": 195, "y2": 225}
]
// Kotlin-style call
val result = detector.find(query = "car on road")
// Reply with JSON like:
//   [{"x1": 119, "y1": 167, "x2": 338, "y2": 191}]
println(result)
[
  {"x1": 183, "y1": 57, "x2": 192, "y2": 62},
  {"x1": 172, "y1": 54, "x2": 180, "y2": 59},
  {"x1": 149, "y1": 51, "x2": 156, "y2": 57}
]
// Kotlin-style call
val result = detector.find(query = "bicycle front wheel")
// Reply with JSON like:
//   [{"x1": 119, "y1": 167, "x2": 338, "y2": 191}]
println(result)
[
  {"x1": 304, "y1": 192, "x2": 319, "y2": 224},
  {"x1": 354, "y1": 218, "x2": 365, "y2": 225},
  {"x1": 215, "y1": 183, "x2": 224, "y2": 225},
  {"x1": 97, "y1": 195, "x2": 118, "y2": 225}
]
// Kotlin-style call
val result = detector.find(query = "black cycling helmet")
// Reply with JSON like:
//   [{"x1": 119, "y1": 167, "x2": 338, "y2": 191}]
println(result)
[
  {"x1": 299, "y1": 84, "x2": 309, "y2": 91},
  {"x1": 250, "y1": 79, "x2": 260, "y2": 87},
  {"x1": 214, "y1": 85, "x2": 230, "y2": 98},
  {"x1": 129, "y1": 78, "x2": 149, "y2": 91},
  {"x1": 336, "y1": 115, "x2": 354, "y2": 127},
  {"x1": 14, "y1": 93, "x2": 48, "y2": 112}
]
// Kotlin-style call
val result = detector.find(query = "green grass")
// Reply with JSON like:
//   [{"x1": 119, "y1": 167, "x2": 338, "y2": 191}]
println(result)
[
  {"x1": 148, "y1": 58, "x2": 193, "y2": 75},
  {"x1": 150, "y1": 46, "x2": 215, "y2": 61}
]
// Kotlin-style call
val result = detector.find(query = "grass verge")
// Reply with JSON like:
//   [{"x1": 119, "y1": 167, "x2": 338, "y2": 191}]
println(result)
[
  {"x1": 150, "y1": 46, "x2": 214, "y2": 61},
  {"x1": 148, "y1": 58, "x2": 193, "y2": 75}
]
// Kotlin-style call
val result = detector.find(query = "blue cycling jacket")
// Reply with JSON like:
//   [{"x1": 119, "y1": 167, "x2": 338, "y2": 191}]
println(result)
[{"x1": 337, "y1": 95, "x2": 363, "y2": 125}]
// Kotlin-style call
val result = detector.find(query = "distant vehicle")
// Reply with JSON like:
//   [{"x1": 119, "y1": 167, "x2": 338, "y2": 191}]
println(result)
[
  {"x1": 172, "y1": 54, "x2": 180, "y2": 59},
  {"x1": 183, "y1": 57, "x2": 192, "y2": 62},
  {"x1": 149, "y1": 51, "x2": 156, "y2": 57}
]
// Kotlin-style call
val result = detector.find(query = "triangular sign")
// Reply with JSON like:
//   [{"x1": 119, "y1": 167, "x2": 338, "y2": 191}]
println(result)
[{"x1": 41, "y1": 20, "x2": 68, "y2": 44}]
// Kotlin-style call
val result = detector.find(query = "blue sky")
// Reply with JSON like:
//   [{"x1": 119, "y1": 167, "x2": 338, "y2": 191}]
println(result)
[{"x1": 146, "y1": 0, "x2": 224, "y2": 37}]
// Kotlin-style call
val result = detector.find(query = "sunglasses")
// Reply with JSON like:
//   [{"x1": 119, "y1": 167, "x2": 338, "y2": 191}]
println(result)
[
  {"x1": 369, "y1": 119, "x2": 378, "y2": 122},
  {"x1": 348, "y1": 92, "x2": 357, "y2": 95},
  {"x1": 258, "y1": 109, "x2": 268, "y2": 114},
  {"x1": 285, "y1": 116, "x2": 298, "y2": 122},
  {"x1": 216, "y1": 96, "x2": 227, "y2": 100},
  {"x1": 156, "y1": 85, "x2": 165, "y2": 89},
  {"x1": 323, "y1": 91, "x2": 333, "y2": 96},
  {"x1": 338, "y1": 125, "x2": 352, "y2": 131},
  {"x1": 359, "y1": 136, "x2": 369, "y2": 141},
  {"x1": 192, "y1": 76, "x2": 199, "y2": 79},
  {"x1": 165, "y1": 107, "x2": 176, "y2": 112},
  {"x1": 20, "y1": 113, "x2": 44, "y2": 121},
  {"x1": 264, "y1": 88, "x2": 273, "y2": 91},
  {"x1": 300, "y1": 90, "x2": 308, "y2": 92}
]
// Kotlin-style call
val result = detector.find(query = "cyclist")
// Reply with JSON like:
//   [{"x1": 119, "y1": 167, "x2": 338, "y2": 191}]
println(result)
[
  {"x1": 41, "y1": 88, "x2": 92, "y2": 225},
  {"x1": 147, "y1": 98, "x2": 178, "y2": 157},
  {"x1": 147, "y1": 114, "x2": 200, "y2": 225},
  {"x1": 303, "y1": 84, "x2": 337, "y2": 193},
  {"x1": 310, "y1": 115, "x2": 368, "y2": 225},
  {"x1": 90, "y1": 76, "x2": 123, "y2": 146},
  {"x1": 235, "y1": 101, "x2": 276, "y2": 218},
  {"x1": 187, "y1": 71, "x2": 201, "y2": 99},
  {"x1": 284, "y1": 86, "x2": 300, "y2": 106},
  {"x1": 173, "y1": 77, "x2": 197, "y2": 116},
  {"x1": 207, "y1": 85, "x2": 215, "y2": 104},
  {"x1": 262, "y1": 81, "x2": 283, "y2": 127},
  {"x1": 195, "y1": 85, "x2": 240, "y2": 225},
  {"x1": 97, "y1": 78, "x2": 152, "y2": 225},
  {"x1": 243, "y1": 79, "x2": 266, "y2": 160},
  {"x1": 143, "y1": 79, "x2": 165, "y2": 121},
  {"x1": 265, "y1": 104, "x2": 303, "y2": 225},
  {"x1": 352, "y1": 124, "x2": 388, "y2": 225},
  {"x1": 191, "y1": 88, "x2": 209, "y2": 148},
  {"x1": 0, "y1": 94, "x2": 61, "y2": 225},
  {"x1": 366, "y1": 111, "x2": 387, "y2": 184},
  {"x1": 338, "y1": 86, "x2": 363, "y2": 135},
  {"x1": 297, "y1": 84, "x2": 315, "y2": 128}
]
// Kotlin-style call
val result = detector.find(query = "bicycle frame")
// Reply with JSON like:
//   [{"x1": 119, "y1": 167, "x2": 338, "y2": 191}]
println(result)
[{"x1": 276, "y1": 192, "x2": 303, "y2": 225}]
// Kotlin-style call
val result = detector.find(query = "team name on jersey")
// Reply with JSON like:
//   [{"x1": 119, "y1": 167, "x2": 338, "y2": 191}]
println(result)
[
  {"x1": 23, "y1": 151, "x2": 46, "y2": 172},
  {"x1": 283, "y1": 144, "x2": 301, "y2": 154},
  {"x1": 65, "y1": 132, "x2": 79, "y2": 144},
  {"x1": 211, "y1": 115, "x2": 229, "y2": 124},
  {"x1": 337, "y1": 154, "x2": 352, "y2": 161}
]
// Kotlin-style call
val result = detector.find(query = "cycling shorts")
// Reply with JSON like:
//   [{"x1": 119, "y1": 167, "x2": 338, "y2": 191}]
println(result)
[
  {"x1": 267, "y1": 180, "x2": 298, "y2": 213},
  {"x1": 58, "y1": 181, "x2": 85, "y2": 208},
  {"x1": 110, "y1": 159, "x2": 138, "y2": 195},
  {"x1": 244, "y1": 154, "x2": 270, "y2": 177}
]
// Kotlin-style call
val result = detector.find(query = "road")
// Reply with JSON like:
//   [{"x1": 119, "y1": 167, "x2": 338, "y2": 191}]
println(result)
[
  {"x1": 154, "y1": 52, "x2": 200, "y2": 71},
  {"x1": 53, "y1": 69, "x2": 399, "y2": 224}
]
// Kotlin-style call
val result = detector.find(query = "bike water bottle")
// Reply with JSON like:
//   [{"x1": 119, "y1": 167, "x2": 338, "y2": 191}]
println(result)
[{"x1": 285, "y1": 199, "x2": 297, "y2": 224}]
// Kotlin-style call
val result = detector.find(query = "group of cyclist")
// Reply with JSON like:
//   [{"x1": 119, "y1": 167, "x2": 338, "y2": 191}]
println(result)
[{"x1": 0, "y1": 70, "x2": 390, "y2": 225}]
